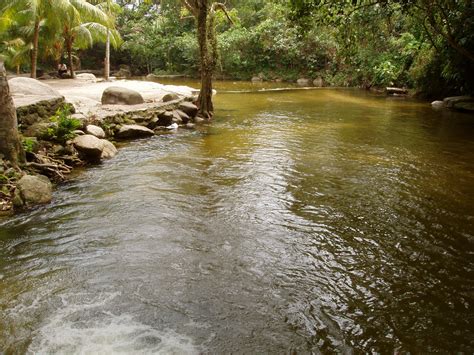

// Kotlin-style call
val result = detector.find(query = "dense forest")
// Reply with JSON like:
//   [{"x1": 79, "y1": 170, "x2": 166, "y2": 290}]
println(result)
[{"x1": 2, "y1": 0, "x2": 472, "y2": 98}]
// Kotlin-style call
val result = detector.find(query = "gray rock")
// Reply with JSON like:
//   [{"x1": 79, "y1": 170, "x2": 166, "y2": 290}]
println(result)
[
  {"x1": 313, "y1": 77, "x2": 324, "y2": 87},
  {"x1": 443, "y1": 96, "x2": 474, "y2": 112},
  {"x1": 251, "y1": 76, "x2": 263, "y2": 82},
  {"x1": 101, "y1": 86, "x2": 144, "y2": 105},
  {"x1": 194, "y1": 116, "x2": 206, "y2": 124},
  {"x1": 146, "y1": 73, "x2": 159, "y2": 80},
  {"x1": 178, "y1": 102, "x2": 198, "y2": 117},
  {"x1": 9, "y1": 77, "x2": 62, "y2": 97},
  {"x1": 86, "y1": 124, "x2": 106, "y2": 138},
  {"x1": 76, "y1": 73, "x2": 97, "y2": 82},
  {"x1": 100, "y1": 139, "x2": 118, "y2": 159},
  {"x1": 116, "y1": 124, "x2": 154, "y2": 139},
  {"x1": 162, "y1": 93, "x2": 180, "y2": 102},
  {"x1": 72, "y1": 134, "x2": 104, "y2": 160},
  {"x1": 16, "y1": 174, "x2": 52, "y2": 205},
  {"x1": 172, "y1": 111, "x2": 183, "y2": 124},
  {"x1": 73, "y1": 129, "x2": 85, "y2": 136},
  {"x1": 157, "y1": 111, "x2": 174, "y2": 127},
  {"x1": 297, "y1": 78, "x2": 312, "y2": 87},
  {"x1": 185, "y1": 123, "x2": 196, "y2": 129},
  {"x1": 431, "y1": 100, "x2": 445, "y2": 109},
  {"x1": 176, "y1": 109, "x2": 190, "y2": 124}
]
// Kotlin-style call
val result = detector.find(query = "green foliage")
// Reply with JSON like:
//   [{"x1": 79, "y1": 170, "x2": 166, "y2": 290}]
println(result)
[
  {"x1": 22, "y1": 137, "x2": 36, "y2": 153},
  {"x1": 41, "y1": 106, "x2": 81, "y2": 144}
]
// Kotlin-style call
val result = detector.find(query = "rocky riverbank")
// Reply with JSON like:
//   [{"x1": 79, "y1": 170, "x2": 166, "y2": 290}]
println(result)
[{"x1": 1, "y1": 76, "x2": 202, "y2": 216}]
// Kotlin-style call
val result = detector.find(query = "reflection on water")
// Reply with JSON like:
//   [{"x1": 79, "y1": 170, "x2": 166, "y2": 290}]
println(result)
[{"x1": 1, "y1": 85, "x2": 473, "y2": 353}]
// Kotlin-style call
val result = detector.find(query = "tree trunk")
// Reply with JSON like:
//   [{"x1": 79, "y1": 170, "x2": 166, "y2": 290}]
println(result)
[
  {"x1": 66, "y1": 39, "x2": 75, "y2": 79},
  {"x1": 16, "y1": 65, "x2": 20, "y2": 75},
  {"x1": 31, "y1": 19, "x2": 40, "y2": 79},
  {"x1": 196, "y1": 2, "x2": 214, "y2": 120},
  {"x1": 105, "y1": 30, "x2": 110, "y2": 81},
  {"x1": 0, "y1": 62, "x2": 25, "y2": 167}
]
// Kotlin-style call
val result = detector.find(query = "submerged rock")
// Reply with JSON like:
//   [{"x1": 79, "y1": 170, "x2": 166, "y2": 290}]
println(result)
[
  {"x1": 101, "y1": 86, "x2": 144, "y2": 105},
  {"x1": 116, "y1": 124, "x2": 154, "y2": 139},
  {"x1": 16, "y1": 174, "x2": 53, "y2": 206}
]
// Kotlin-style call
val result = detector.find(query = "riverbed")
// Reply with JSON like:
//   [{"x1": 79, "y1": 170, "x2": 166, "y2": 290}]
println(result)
[{"x1": 1, "y1": 82, "x2": 473, "y2": 353}]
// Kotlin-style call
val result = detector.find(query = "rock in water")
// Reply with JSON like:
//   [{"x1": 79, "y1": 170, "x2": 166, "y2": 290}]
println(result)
[
  {"x1": 72, "y1": 134, "x2": 104, "y2": 160},
  {"x1": 86, "y1": 124, "x2": 106, "y2": 138},
  {"x1": 157, "y1": 111, "x2": 174, "y2": 126},
  {"x1": 100, "y1": 139, "x2": 118, "y2": 159},
  {"x1": 162, "y1": 93, "x2": 180, "y2": 102},
  {"x1": 116, "y1": 124, "x2": 154, "y2": 139},
  {"x1": 16, "y1": 174, "x2": 52, "y2": 206},
  {"x1": 9, "y1": 77, "x2": 62, "y2": 97},
  {"x1": 443, "y1": 96, "x2": 474, "y2": 112},
  {"x1": 431, "y1": 100, "x2": 445, "y2": 109},
  {"x1": 101, "y1": 86, "x2": 144, "y2": 105},
  {"x1": 176, "y1": 109, "x2": 190, "y2": 124},
  {"x1": 166, "y1": 123, "x2": 179, "y2": 130},
  {"x1": 178, "y1": 102, "x2": 198, "y2": 117}
]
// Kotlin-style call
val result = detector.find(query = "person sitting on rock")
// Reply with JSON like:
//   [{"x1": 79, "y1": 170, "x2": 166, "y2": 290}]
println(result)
[{"x1": 58, "y1": 63, "x2": 68, "y2": 78}]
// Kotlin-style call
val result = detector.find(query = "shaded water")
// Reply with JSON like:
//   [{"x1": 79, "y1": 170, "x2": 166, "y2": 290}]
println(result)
[{"x1": 1, "y1": 83, "x2": 474, "y2": 353}]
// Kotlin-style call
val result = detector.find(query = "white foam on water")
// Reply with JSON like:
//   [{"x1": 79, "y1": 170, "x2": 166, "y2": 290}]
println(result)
[{"x1": 27, "y1": 292, "x2": 201, "y2": 355}]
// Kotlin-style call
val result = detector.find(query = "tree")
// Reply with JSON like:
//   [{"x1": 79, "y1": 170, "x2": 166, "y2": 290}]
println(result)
[
  {"x1": 183, "y1": 0, "x2": 232, "y2": 120},
  {"x1": 0, "y1": 61, "x2": 25, "y2": 166}
]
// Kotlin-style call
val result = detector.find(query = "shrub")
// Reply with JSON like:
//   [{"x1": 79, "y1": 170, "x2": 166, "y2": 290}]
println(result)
[{"x1": 41, "y1": 106, "x2": 82, "y2": 144}]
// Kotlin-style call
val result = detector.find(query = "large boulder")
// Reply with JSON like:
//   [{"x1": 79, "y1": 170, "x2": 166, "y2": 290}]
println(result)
[
  {"x1": 116, "y1": 124, "x2": 154, "y2": 139},
  {"x1": 72, "y1": 134, "x2": 104, "y2": 160},
  {"x1": 101, "y1": 86, "x2": 144, "y2": 105},
  {"x1": 86, "y1": 124, "x2": 106, "y2": 138},
  {"x1": 100, "y1": 139, "x2": 118, "y2": 159},
  {"x1": 16, "y1": 174, "x2": 52, "y2": 206},
  {"x1": 9, "y1": 77, "x2": 62, "y2": 97},
  {"x1": 178, "y1": 102, "x2": 198, "y2": 117}
]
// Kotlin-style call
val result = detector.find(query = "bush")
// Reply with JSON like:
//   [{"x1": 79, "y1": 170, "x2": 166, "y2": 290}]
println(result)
[{"x1": 41, "y1": 106, "x2": 81, "y2": 144}]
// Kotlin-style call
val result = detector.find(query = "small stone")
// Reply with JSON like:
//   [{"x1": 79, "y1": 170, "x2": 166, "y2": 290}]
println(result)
[
  {"x1": 185, "y1": 123, "x2": 196, "y2": 129},
  {"x1": 73, "y1": 130, "x2": 85, "y2": 136},
  {"x1": 86, "y1": 124, "x2": 106, "y2": 138}
]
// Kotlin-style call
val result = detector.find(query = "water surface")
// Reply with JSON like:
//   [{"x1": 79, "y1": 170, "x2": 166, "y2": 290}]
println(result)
[{"x1": 1, "y1": 84, "x2": 473, "y2": 353}]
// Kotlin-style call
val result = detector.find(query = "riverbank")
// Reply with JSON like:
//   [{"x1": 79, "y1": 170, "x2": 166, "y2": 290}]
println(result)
[{"x1": 1, "y1": 76, "x2": 202, "y2": 216}]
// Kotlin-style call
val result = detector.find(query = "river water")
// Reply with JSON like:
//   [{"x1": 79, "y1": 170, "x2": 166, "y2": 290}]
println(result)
[{"x1": 1, "y1": 82, "x2": 473, "y2": 353}]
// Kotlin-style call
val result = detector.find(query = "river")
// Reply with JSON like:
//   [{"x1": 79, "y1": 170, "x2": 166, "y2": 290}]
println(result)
[{"x1": 1, "y1": 82, "x2": 473, "y2": 353}]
